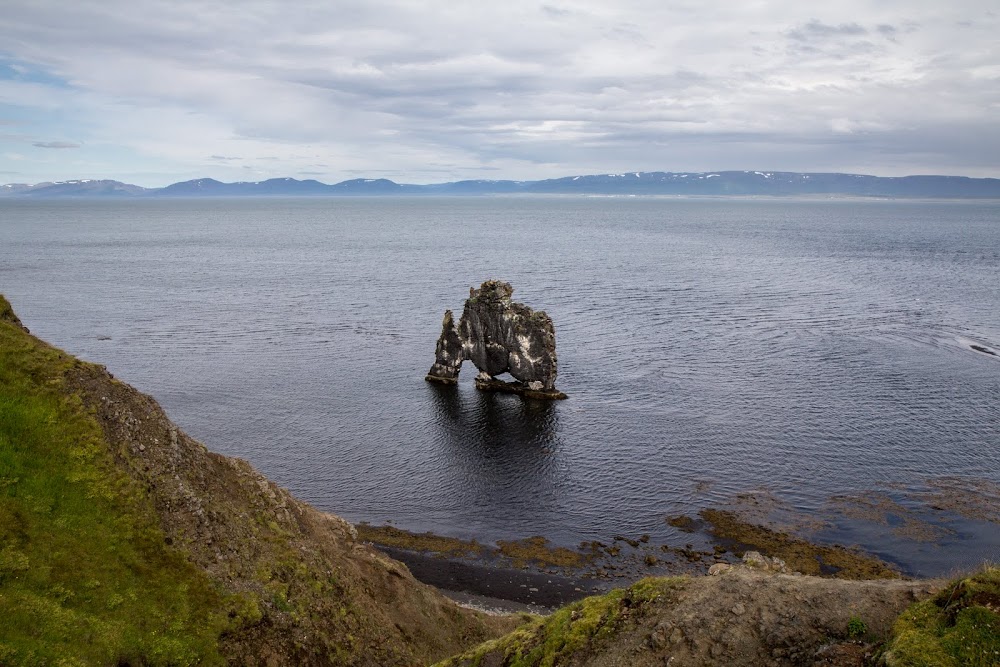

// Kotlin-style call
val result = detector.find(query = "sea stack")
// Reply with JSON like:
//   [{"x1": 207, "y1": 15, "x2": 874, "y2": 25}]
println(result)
[{"x1": 426, "y1": 280, "x2": 566, "y2": 399}]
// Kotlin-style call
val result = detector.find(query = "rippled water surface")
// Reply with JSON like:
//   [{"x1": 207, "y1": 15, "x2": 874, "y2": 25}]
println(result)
[{"x1": 2, "y1": 197, "x2": 998, "y2": 575}]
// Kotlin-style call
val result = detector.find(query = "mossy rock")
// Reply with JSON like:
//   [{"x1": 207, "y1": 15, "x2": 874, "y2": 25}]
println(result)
[
  {"x1": 434, "y1": 577, "x2": 685, "y2": 667},
  {"x1": 881, "y1": 566, "x2": 1000, "y2": 666}
]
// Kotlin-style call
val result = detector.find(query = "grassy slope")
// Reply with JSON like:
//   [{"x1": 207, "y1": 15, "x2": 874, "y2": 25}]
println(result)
[
  {"x1": 0, "y1": 295, "x2": 510, "y2": 665},
  {"x1": 0, "y1": 297, "x2": 228, "y2": 665}
]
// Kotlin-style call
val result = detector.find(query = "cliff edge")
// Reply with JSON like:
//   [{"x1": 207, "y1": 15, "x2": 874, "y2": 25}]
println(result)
[{"x1": 0, "y1": 294, "x2": 513, "y2": 665}]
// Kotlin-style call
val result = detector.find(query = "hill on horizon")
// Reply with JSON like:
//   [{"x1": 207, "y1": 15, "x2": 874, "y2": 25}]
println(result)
[{"x1": 3, "y1": 170, "x2": 1000, "y2": 199}]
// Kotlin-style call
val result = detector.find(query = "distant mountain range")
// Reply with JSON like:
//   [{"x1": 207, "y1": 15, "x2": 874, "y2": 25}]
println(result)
[{"x1": 3, "y1": 172, "x2": 1000, "y2": 199}]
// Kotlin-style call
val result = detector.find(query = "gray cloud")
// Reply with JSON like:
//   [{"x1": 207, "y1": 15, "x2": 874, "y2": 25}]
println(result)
[
  {"x1": 32, "y1": 141, "x2": 81, "y2": 149},
  {"x1": 788, "y1": 19, "x2": 868, "y2": 41},
  {"x1": 540, "y1": 5, "x2": 572, "y2": 18}
]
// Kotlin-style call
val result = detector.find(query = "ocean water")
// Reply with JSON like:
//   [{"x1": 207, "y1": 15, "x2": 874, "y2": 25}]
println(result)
[{"x1": 2, "y1": 196, "x2": 998, "y2": 576}]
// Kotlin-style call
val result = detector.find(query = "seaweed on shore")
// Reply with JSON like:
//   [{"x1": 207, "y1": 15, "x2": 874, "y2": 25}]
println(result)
[
  {"x1": 700, "y1": 509, "x2": 898, "y2": 579},
  {"x1": 497, "y1": 536, "x2": 595, "y2": 569},
  {"x1": 355, "y1": 524, "x2": 485, "y2": 558}
]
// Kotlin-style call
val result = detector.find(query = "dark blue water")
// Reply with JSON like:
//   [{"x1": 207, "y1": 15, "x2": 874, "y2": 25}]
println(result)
[{"x1": 2, "y1": 196, "x2": 998, "y2": 576}]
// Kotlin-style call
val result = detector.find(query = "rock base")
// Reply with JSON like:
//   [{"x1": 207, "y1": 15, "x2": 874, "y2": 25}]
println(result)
[
  {"x1": 425, "y1": 374, "x2": 459, "y2": 386},
  {"x1": 474, "y1": 377, "x2": 568, "y2": 400}
]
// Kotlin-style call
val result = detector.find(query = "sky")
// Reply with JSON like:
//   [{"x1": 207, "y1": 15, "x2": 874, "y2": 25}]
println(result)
[{"x1": 0, "y1": 1, "x2": 998, "y2": 187}]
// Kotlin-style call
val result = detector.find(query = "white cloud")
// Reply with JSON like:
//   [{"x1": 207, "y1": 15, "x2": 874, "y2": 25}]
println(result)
[{"x1": 0, "y1": 0, "x2": 997, "y2": 184}]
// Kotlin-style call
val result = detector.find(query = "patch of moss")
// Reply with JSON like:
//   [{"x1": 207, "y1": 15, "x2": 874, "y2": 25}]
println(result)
[
  {"x1": 882, "y1": 566, "x2": 1000, "y2": 667},
  {"x1": 701, "y1": 509, "x2": 898, "y2": 579},
  {"x1": 357, "y1": 523, "x2": 485, "y2": 557},
  {"x1": 847, "y1": 615, "x2": 868, "y2": 640},
  {"x1": 434, "y1": 577, "x2": 685, "y2": 667}
]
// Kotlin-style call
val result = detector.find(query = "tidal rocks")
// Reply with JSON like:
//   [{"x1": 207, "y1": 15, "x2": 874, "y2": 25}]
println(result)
[{"x1": 425, "y1": 280, "x2": 566, "y2": 399}]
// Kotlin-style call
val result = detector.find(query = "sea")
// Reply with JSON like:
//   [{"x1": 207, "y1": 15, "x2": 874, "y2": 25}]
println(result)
[{"x1": 2, "y1": 196, "x2": 998, "y2": 577}]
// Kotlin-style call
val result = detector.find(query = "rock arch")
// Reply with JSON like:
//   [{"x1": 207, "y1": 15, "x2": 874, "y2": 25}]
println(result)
[{"x1": 425, "y1": 280, "x2": 566, "y2": 399}]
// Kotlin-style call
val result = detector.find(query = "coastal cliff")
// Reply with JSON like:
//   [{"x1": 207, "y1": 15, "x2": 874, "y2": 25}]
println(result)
[{"x1": 0, "y1": 294, "x2": 512, "y2": 665}]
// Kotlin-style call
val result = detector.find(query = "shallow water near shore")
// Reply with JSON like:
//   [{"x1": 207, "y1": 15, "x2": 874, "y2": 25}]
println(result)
[{"x1": 2, "y1": 196, "x2": 998, "y2": 577}]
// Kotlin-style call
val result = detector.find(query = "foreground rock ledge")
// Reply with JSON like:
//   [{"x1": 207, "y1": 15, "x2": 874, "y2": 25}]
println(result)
[
  {"x1": 426, "y1": 280, "x2": 567, "y2": 399},
  {"x1": 435, "y1": 561, "x2": 947, "y2": 667}
]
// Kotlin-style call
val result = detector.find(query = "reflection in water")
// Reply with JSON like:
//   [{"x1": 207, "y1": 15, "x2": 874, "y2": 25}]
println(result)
[
  {"x1": 470, "y1": 390, "x2": 560, "y2": 453},
  {"x1": 428, "y1": 381, "x2": 463, "y2": 422},
  {"x1": 427, "y1": 382, "x2": 563, "y2": 522},
  {"x1": 429, "y1": 383, "x2": 560, "y2": 452}
]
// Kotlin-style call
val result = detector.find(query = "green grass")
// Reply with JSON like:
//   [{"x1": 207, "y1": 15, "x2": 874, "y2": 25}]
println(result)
[
  {"x1": 847, "y1": 615, "x2": 868, "y2": 640},
  {"x1": 0, "y1": 298, "x2": 231, "y2": 665},
  {"x1": 882, "y1": 566, "x2": 1000, "y2": 667}
]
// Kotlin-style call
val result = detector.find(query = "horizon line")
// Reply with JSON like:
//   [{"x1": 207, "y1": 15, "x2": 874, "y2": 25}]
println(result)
[{"x1": 5, "y1": 169, "x2": 1000, "y2": 190}]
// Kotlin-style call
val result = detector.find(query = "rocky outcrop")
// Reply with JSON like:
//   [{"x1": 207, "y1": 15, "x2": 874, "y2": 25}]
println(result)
[
  {"x1": 426, "y1": 280, "x2": 566, "y2": 399},
  {"x1": 436, "y1": 564, "x2": 941, "y2": 667}
]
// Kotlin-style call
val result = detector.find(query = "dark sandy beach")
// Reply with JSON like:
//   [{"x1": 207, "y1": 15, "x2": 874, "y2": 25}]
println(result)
[{"x1": 375, "y1": 545, "x2": 604, "y2": 610}]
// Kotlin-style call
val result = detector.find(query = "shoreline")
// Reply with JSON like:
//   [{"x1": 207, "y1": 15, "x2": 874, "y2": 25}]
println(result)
[
  {"x1": 356, "y1": 506, "x2": 909, "y2": 614},
  {"x1": 351, "y1": 475, "x2": 1000, "y2": 599}
]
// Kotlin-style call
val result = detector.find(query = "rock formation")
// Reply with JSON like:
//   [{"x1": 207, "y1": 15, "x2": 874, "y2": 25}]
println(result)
[{"x1": 426, "y1": 280, "x2": 566, "y2": 399}]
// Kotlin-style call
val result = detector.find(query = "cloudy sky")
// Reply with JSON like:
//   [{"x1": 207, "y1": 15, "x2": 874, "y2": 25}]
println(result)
[{"x1": 1, "y1": 1, "x2": 997, "y2": 186}]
